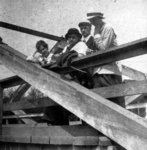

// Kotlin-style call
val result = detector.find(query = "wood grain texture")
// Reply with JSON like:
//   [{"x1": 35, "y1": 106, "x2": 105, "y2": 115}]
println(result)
[
  {"x1": 3, "y1": 80, "x2": 147, "y2": 112},
  {"x1": 0, "y1": 85, "x2": 3, "y2": 135},
  {"x1": 0, "y1": 44, "x2": 147, "y2": 149}
]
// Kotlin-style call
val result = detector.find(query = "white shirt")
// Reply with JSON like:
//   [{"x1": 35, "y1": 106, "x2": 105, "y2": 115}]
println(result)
[
  {"x1": 63, "y1": 41, "x2": 88, "y2": 57},
  {"x1": 81, "y1": 34, "x2": 91, "y2": 43},
  {"x1": 93, "y1": 23, "x2": 121, "y2": 75}
]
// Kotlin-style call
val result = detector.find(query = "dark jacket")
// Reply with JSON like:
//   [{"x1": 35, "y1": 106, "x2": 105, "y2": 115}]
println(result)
[{"x1": 86, "y1": 36, "x2": 98, "y2": 52}]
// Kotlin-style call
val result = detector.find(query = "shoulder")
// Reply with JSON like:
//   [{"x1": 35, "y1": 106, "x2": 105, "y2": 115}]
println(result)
[
  {"x1": 75, "y1": 41, "x2": 88, "y2": 48},
  {"x1": 103, "y1": 23, "x2": 114, "y2": 31},
  {"x1": 88, "y1": 36, "x2": 94, "y2": 41}
]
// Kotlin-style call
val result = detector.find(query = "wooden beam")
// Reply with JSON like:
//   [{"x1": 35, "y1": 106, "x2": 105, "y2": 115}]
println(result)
[
  {"x1": 3, "y1": 113, "x2": 45, "y2": 119},
  {"x1": 2, "y1": 124, "x2": 99, "y2": 137},
  {"x1": 0, "y1": 85, "x2": 3, "y2": 135},
  {"x1": 11, "y1": 110, "x2": 37, "y2": 124},
  {"x1": 0, "y1": 62, "x2": 146, "y2": 91},
  {"x1": 0, "y1": 75, "x2": 25, "y2": 88},
  {"x1": 125, "y1": 95, "x2": 142, "y2": 106},
  {"x1": 10, "y1": 83, "x2": 30, "y2": 103},
  {"x1": 0, "y1": 21, "x2": 62, "y2": 41},
  {"x1": 46, "y1": 37, "x2": 147, "y2": 74},
  {"x1": 93, "y1": 80, "x2": 147, "y2": 98},
  {"x1": 122, "y1": 65, "x2": 147, "y2": 80},
  {"x1": 126, "y1": 103, "x2": 147, "y2": 109},
  {"x1": 8, "y1": 83, "x2": 37, "y2": 124},
  {"x1": 3, "y1": 80, "x2": 147, "y2": 112},
  {"x1": 122, "y1": 65, "x2": 147, "y2": 106},
  {"x1": 0, "y1": 44, "x2": 147, "y2": 149},
  {"x1": 0, "y1": 125, "x2": 101, "y2": 145},
  {"x1": 3, "y1": 97, "x2": 57, "y2": 112}
]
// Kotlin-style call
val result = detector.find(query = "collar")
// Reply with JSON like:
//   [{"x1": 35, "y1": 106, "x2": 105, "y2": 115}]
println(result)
[{"x1": 82, "y1": 34, "x2": 92, "y2": 42}]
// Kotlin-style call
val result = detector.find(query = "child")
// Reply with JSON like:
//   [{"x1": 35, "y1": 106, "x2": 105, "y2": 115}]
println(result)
[
  {"x1": 55, "y1": 28, "x2": 88, "y2": 66},
  {"x1": 26, "y1": 40, "x2": 51, "y2": 65}
]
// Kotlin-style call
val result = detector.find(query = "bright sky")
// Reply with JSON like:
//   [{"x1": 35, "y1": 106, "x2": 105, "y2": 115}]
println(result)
[{"x1": 0, "y1": 0, "x2": 147, "y2": 79}]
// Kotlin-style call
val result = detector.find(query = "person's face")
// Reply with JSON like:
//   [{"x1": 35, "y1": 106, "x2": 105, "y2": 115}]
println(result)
[
  {"x1": 80, "y1": 25, "x2": 91, "y2": 38},
  {"x1": 38, "y1": 45, "x2": 48, "y2": 57},
  {"x1": 88, "y1": 17, "x2": 101, "y2": 26},
  {"x1": 67, "y1": 34, "x2": 79, "y2": 46}
]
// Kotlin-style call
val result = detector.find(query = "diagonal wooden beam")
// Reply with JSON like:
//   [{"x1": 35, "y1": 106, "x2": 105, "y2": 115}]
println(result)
[
  {"x1": 3, "y1": 80, "x2": 147, "y2": 113},
  {"x1": 122, "y1": 65, "x2": 147, "y2": 80},
  {"x1": 0, "y1": 85, "x2": 3, "y2": 135},
  {"x1": 3, "y1": 97, "x2": 57, "y2": 112},
  {"x1": 10, "y1": 83, "x2": 30, "y2": 103},
  {"x1": 0, "y1": 21, "x2": 61, "y2": 41},
  {"x1": 9, "y1": 83, "x2": 37, "y2": 124},
  {"x1": 0, "y1": 75, "x2": 25, "y2": 88},
  {"x1": 0, "y1": 44, "x2": 147, "y2": 149},
  {"x1": 125, "y1": 95, "x2": 142, "y2": 106},
  {"x1": 46, "y1": 37, "x2": 147, "y2": 74}
]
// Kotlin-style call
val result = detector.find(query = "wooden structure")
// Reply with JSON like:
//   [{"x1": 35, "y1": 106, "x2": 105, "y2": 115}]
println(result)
[{"x1": 0, "y1": 22, "x2": 147, "y2": 150}]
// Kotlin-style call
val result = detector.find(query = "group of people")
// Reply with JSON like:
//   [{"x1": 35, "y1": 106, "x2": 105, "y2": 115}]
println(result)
[{"x1": 27, "y1": 12, "x2": 124, "y2": 107}]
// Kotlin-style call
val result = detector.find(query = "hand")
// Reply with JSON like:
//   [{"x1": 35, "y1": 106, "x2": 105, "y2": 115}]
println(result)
[
  {"x1": 86, "y1": 49, "x2": 93, "y2": 55},
  {"x1": 94, "y1": 34, "x2": 102, "y2": 44}
]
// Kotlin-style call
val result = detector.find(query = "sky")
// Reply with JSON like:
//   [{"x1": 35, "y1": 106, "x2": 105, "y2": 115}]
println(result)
[{"x1": 0, "y1": 0, "x2": 147, "y2": 79}]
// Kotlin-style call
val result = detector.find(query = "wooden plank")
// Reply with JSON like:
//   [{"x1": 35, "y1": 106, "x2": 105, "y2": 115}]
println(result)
[
  {"x1": 50, "y1": 136, "x2": 99, "y2": 145},
  {"x1": 0, "y1": 75, "x2": 25, "y2": 88},
  {"x1": 3, "y1": 80, "x2": 147, "y2": 112},
  {"x1": 93, "y1": 80, "x2": 147, "y2": 98},
  {"x1": 0, "y1": 44, "x2": 147, "y2": 149},
  {"x1": 11, "y1": 110, "x2": 36, "y2": 124},
  {"x1": 0, "y1": 85, "x2": 3, "y2": 135},
  {"x1": 3, "y1": 97, "x2": 57, "y2": 111},
  {"x1": 10, "y1": 83, "x2": 30, "y2": 103},
  {"x1": 122, "y1": 65, "x2": 147, "y2": 80},
  {"x1": 0, "y1": 135, "x2": 100, "y2": 146},
  {"x1": 125, "y1": 95, "x2": 143, "y2": 106},
  {"x1": 0, "y1": 63, "x2": 146, "y2": 90},
  {"x1": 3, "y1": 113, "x2": 44, "y2": 119},
  {"x1": 8, "y1": 83, "x2": 36, "y2": 124},
  {"x1": 0, "y1": 135, "x2": 31, "y2": 143},
  {"x1": 0, "y1": 21, "x2": 61, "y2": 41},
  {"x1": 126, "y1": 103, "x2": 147, "y2": 109},
  {"x1": 1, "y1": 125, "x2": 99, "y2": 138}
]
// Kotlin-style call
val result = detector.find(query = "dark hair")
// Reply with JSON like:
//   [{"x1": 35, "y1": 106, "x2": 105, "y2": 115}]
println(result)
[{"x1": 36, "y1": 40, "x2": 48, "y2": 52}]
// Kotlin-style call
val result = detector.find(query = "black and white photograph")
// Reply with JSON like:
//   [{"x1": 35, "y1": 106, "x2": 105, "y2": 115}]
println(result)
[{"x1": 0, "y1": 0, "x2": 147, "y2": 150}]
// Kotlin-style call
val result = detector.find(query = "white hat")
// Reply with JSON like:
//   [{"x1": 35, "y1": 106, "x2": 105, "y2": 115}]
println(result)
[
  {"x1": 78, "y1": 19, "x2": 91, "y2": 27},
  {"x1": 87, "y1": 12, "x2": 104, "y2": 20}
]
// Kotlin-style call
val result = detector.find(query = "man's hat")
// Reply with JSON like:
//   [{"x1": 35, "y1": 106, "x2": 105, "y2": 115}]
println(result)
[
  {"x1": 78, "y1": 20, "x2": 91, "y2": 27},
  {"x1": 87, "y1": 12, "x2": 104, "y2": 20},
  {"x1": 65, "y1": 28, "x2": 82, "y2": 39},
  {"x1": 0, "y1": 36, "x2": 7, "y2": 45}
]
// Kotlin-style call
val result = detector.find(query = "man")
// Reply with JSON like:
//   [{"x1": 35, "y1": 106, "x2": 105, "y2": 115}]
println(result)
[
  {"x1": 78, "y1": 20, "x2": 98, "y2": 52},
  {"x1": 87, "y1": 12, "x2": 124, "y2": 107}
]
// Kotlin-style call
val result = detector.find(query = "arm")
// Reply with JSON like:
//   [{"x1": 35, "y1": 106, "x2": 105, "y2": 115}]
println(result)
[
  {"x1": 94, "y1": 26, "x2": 116, "y2": 50},
  {"x1": 74, "y1": 42, "x2": 88, "y2": 57}
]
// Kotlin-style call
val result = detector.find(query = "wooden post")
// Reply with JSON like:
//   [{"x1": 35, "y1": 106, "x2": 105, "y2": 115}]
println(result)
[{"x1": 0, "y1": 85, "x2": 3, "y2": 135}]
